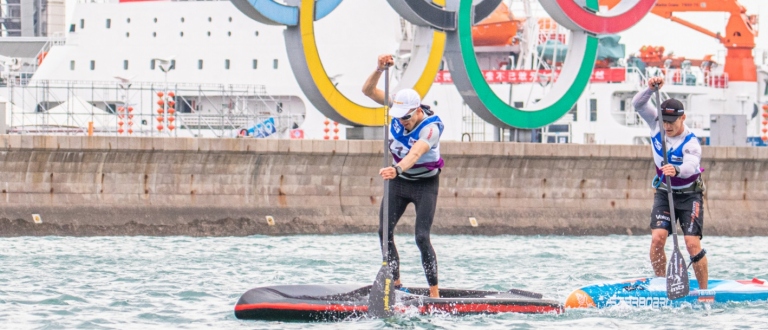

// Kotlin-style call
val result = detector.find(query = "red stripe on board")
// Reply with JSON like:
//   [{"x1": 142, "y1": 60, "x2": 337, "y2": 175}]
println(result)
[
  {"x1": 235, "y1": 303, "x2": 367, "y2": 312},
  {"x1": 236, "y1": 302, "x2": 562, "y2": 315},
  {"x1": 419, "y1": 303, "x2": 561, "y2": 314}
]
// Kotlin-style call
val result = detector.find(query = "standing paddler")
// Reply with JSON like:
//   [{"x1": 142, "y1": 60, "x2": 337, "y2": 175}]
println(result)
[
  {"x1": 362, "y1": 54, "x2": 444, "y2": 298},
  {"x1": 632, "y1": 76, "x2": 709, "y2": 289}
]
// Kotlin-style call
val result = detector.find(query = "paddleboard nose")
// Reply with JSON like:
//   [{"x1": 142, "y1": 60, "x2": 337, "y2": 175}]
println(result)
[{"x1": 564, "y1": 289, "x2": 596, "y2": 308}]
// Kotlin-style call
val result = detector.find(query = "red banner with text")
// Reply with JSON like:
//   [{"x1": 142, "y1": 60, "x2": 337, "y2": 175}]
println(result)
[{"x1": 434, "y1": 68, "x2": 627, "y2": 84}]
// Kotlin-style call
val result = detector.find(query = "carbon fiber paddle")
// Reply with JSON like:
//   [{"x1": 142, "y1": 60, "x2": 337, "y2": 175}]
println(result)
[
  {"x1": 654, "y1": 86, "x2": 690, "y2": 300},
  {"x1": 368, "y1": 66, "x2": 395, "y2": 317}
]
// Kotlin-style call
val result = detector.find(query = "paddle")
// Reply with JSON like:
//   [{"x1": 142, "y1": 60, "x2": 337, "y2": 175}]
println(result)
[
  {"x1": 368, "y1": 66, "x2": 395, "y2": 317},
  {"x1": 653, "y1": 85, "x2": 690, "y2": 300}
]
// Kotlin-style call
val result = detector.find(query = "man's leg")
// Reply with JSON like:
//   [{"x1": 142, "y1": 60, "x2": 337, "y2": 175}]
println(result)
[
  {"x1": 650, "y1": 229, "x2": 669, "y2": 277},
  {"x1": 378, "y1": 179, "x2": 411, "y2": 288},
  {"x1": 678, "y1": 193, "x2": 707, "y2": 289},
  {"x1": 684, "y1": 236, "x2": 708, "y2": 289},
  {"x1": 412, "y1": 176, "x2": 440, "y2": 298},
  {"x1": 650, "y1": 191, "x2": 672, "y2": 277}
]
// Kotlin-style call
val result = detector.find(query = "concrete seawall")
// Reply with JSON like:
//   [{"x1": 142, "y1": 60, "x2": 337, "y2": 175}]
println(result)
[{"x1": 0, "y1": 135, "x2": 766, "y2": 236}]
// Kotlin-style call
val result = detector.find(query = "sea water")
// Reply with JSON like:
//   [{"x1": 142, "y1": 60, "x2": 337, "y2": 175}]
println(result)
[{"x1": 1, "y1": 234, "x2": 767, "y2": 329}]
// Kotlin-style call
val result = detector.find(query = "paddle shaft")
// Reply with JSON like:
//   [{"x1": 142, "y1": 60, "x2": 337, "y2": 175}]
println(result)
[
  {"x1": 653, "y1": 87, "x2": 681, "y2": 248},
  {"x1": 367, "y1": 66, "x2": 395, "y2": 318},
  {"x1": 382, "y1": 67, "x2": 390, "y2": 262}
]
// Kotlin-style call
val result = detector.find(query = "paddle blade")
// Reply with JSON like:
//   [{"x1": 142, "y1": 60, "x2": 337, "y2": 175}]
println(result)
[
  {"x1": 666, "y1": 247, "x2": 690, "y2": 300},
  {"x1": 368, "y1": 263, "x2": 395, "y2": 318}
]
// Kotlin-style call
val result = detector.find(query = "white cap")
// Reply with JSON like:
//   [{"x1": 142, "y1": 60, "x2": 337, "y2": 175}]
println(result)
[{"x1": 389, "y1": 89, "x2": 420, "y2": 118}]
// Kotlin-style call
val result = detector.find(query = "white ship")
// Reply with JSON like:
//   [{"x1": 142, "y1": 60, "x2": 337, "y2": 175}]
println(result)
[{"x1": 1, "y1": 0, "x2": 767, "y2": 145}]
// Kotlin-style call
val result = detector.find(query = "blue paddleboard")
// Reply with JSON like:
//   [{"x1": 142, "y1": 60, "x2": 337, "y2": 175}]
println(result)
[{"x1": 566, "y1": 277, "x2": 768, "y2": 308}]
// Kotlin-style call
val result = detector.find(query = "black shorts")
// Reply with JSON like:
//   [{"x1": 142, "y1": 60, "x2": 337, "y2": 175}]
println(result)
[{"x1": 650, "y1": 190, "x2": 704, "y2": 238}]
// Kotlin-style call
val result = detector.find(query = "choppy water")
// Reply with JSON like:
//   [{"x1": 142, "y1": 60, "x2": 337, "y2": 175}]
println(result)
[{"x1": 1, "y1": 234, "x2": 767, "y2": 329}]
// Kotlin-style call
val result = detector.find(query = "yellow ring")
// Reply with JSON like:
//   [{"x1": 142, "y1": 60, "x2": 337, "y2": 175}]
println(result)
[{"x1": 298, "y1": 0, "x2": 445, "y2": 126}]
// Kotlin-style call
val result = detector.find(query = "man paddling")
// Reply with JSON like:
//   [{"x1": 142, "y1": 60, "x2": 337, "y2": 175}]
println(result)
[
  {"x1": 362, "y1": 54, "x2": 443, "y2": 298},
  {"x1": 632, "y1": 76, "x2": 709, "y2": 289}
]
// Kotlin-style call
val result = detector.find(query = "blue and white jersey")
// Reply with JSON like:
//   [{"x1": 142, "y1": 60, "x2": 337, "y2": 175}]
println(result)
[
  {"x1": 389, "y1": 114, "x2": 444, "y2": 179},
  {"x1": 633, "y1": 88, "x2": 703, "y2": 190},
  {"x1": 650, "y1": 131, "x2": 702, "y2": 188}
]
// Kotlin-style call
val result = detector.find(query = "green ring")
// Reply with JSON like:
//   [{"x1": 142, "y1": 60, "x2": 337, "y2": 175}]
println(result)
[{"x1": 452, "y1": 0, "x2": 599, "y2": 128}]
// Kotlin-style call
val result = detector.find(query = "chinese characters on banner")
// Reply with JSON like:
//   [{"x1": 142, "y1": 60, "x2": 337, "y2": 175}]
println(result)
[{"x1": 433, "y1": 68, "x2": 627, "y2": 84}]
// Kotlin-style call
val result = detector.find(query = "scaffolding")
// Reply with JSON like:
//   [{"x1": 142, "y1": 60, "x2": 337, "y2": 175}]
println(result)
[{"x1": 3, "y1": 79, "x2": 305, "y2": 138}]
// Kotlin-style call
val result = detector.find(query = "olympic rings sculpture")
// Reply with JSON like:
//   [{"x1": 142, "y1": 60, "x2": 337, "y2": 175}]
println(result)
[{"x1": 231, "y1": 0, "x2": 656, "y2": 128}]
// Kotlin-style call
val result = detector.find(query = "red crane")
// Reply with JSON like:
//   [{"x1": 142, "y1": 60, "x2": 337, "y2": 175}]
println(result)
[{"x1": 602, "y1": 0, "x2": 759, "y2": 82}]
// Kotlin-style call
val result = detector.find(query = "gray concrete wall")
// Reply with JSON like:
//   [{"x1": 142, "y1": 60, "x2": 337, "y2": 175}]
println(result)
[{"x1": 0, "y1": 135, "x2": 766, "y2": 236}]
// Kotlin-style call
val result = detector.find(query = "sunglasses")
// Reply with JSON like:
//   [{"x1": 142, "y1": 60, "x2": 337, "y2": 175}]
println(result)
[{"x1": 399, "y1": 107, "x2": 419, "y2": 121}]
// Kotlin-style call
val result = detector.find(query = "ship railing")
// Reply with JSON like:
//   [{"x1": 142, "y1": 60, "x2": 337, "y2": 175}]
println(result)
[
  {"x1": 624, "y1": 66, "x2": 647, "y2": 89},
  {"x1": 637, "y1": 66, "x2": 729, "y2": 89},
  {"x1": 25, "y1": 80, "x2": 268, "y2": 93}
]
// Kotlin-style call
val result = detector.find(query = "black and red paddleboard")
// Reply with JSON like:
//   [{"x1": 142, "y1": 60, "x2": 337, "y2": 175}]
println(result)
[{"x1": 234, "y1": 284, "x2": 562, "y2": 321}]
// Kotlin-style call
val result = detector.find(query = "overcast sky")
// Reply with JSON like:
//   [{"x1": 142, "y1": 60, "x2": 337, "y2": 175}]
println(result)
[{"x1": 64, "y1": 0, "x2": 766, "y2": 66}]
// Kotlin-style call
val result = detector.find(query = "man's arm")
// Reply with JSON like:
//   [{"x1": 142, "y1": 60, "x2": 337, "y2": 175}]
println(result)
[
  {"x1": 633, "y1": 76, "x2": 665, "y2": 126},
  {"x1": 361, "y1": 54, "x2": 394, "y2": 105},
  {"x1": 678, "y1": 141, "x2": 702, "y2": 178},
  {"x1": 632, "y1": 88, "x2": 657, "y2": 125},
  {"x1": 396, "y1": 123, "x2": 439, "y2": 171},
  {"x1": 396, "y1": 141, "x2": 430, "y2": 171}
]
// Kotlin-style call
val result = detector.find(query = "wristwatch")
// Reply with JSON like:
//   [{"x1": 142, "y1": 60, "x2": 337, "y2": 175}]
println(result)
[
  {"x1": 673, "y1": 165, "x2": 680, "y2": 177},
  {"x1": 393, "y1": 165, "x2": 403, "y2": 175}
]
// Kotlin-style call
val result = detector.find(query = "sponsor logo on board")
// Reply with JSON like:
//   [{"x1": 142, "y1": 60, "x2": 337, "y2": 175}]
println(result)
[
  {"x1": 695, "y1": 290, "x2": 715, "y2": 296},
  {"x1": 606, "y1": 296, "x2": 671, "y2": 308}
]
